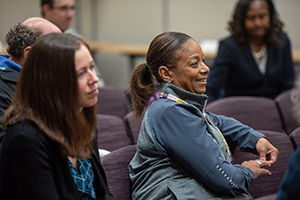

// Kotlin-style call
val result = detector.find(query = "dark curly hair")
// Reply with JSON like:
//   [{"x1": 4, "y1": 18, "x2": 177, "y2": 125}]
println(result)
[
  {"x1": 5, "y1": 23, "x2": 42, "y2": 60},
  {"x1": 228, "y1": 0, "x2": 283, "y2": 46}
]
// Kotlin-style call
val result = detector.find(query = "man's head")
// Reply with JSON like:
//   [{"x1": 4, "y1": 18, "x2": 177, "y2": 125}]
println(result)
[
  {"x1": 22, "y1": 17, "x2": 61, "y2": 35},
  {"x1": 5, "y1": 17, "x2": 61, "y2": 66},
  {"x1": 41, "y1": 0, "x2": 75, "y2": 32}
]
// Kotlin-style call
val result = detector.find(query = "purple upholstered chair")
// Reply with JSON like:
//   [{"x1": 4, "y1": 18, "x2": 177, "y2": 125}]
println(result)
[
  {"x1": 96, "y1": 86, "x2": 130, "y2": 119},
  {"x1": 275, "y1": 90, "x2": 300, "y2": 135},
  {"x1": 254, "y1": 193, "x2": 277, "y2": 200},
  {"x1": 205, "y1": 96, "x2": 283, "y2": 132},
  {"x1": 289, "y1": 126, "x2": 300, "y2": 149},
  {"x1": 229, "y1": 130, "x2": 294, "y2": 199},
  {"x1": 96, "y1": 114, "x2": 131, "y2": 152},
  {"x1": 101, "y1": 145, "x2": 137, "y2": 200},
  {"x1": 124, "y1": 111, "x2": 143, "y2": 144}
]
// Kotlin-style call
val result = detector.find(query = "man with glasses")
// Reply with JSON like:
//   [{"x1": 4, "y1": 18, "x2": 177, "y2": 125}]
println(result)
[
  {"x1": 41, "y1": 0, "x2": 79, "y2": 36},
  {"x1": 41, "y1": 0, "x2": 106, "y2": 86}
]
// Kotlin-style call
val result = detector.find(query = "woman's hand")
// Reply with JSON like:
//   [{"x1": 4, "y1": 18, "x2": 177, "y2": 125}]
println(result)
[
  {"x1": 256, "y1": 137, "x2": 279, "y2": 166},
  {"x1": 241, "y1": 159, "x2": 271, "y2": 180}
]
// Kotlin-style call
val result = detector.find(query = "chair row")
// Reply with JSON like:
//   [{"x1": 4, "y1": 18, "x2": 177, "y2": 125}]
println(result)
[
  {"x1": 95, "y1": 85, "x2": 142, "y2": 151},
  {"x1": 100, "y1": 127, "x2": 300, "y2": 200},
  {"x1": 122, "y1": 90, "x2": 300, "y2": 148},
  {"x1": 96, "y1": 86, "x2": 300, "y2": 139},
  {"x1": 205, "y1": 90, "x2": 300, "y2": 135},
  {"x1": 96, "y1": 86, "x2": 131, "y2": 119},
  {"x1": 96, "y1": 88, "x2": 300, "y2": 199},
  {"x1": 95, "y1": 111, "x2": 142, "y2": 151}
]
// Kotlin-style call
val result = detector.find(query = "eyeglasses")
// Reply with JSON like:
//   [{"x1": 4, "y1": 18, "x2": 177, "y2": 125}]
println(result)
[{"x1": 53, "y1": 5, "x2": 75, "y2": 13}]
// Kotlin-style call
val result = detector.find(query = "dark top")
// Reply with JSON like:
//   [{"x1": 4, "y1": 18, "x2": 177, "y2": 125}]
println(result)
[
  {"x1": 0, "y1": 54, "x2": 21, "y2": 146},
  {"x1": 0, "y1": 68, "x2": 19, "y2": 138},
  {"x1": 276, "y1": 147, "x2": 300, "y2": 200},
  {"x1": 206, "y1": 33, "x2": 295, "y2": 104},
  {"x1": 0, "y1": 120, "x2": 114, "y2": 200},
  {"x1": 130, "y1": 83, "x2": 264, "y2": 199}
]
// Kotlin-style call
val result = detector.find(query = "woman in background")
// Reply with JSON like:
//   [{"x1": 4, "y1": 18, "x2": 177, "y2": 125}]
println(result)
[
  {"x1": 0, "y1": 33, "x2": 114, "y2": 200},
  {"x1": 206, "y1": 0, "x2": 294, "y2": 104},
  {"x1": 129, "y1": 31, "x2": 278, "y2": 200}
]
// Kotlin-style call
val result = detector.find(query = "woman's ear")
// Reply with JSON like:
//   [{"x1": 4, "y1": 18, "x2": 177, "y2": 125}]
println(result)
[{"x1": 158, "y1": 66, "x2": 172, "y2": 83}]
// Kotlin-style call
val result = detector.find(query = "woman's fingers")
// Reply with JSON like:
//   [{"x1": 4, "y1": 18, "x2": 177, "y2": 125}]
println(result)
[
  {"x1": 259, "y1": 168, "x2": 272, "y2": 176},
  {"x1": 260, "y1": 160, "x2": 271, "y2": 168},
  {"x1": 241, "y1": 159, "x2": 272, "y2": 180}
]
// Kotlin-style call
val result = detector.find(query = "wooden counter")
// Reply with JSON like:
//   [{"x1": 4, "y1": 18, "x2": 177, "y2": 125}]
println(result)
[
  {"x1": 87, "y1": 41, "x2": 300, "y2": 63},
  {"x1": 1, "y1": 42, "x2": 300, "y2": 63}
]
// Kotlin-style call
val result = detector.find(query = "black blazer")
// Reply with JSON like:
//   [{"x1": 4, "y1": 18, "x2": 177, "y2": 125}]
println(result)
[
  {"x1": 0, "y1": 68, "x2": 19, "y2": 139},
  {"x1": 0, "y1": 120, "x2": 114, "y2": 200},
  {"x1": 206, "y1": 33, "x2": 295, "y2": 104}
]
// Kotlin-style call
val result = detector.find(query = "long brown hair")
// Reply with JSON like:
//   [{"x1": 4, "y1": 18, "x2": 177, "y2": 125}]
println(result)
[
  {"x1": 4, "y1": 33, "x2": 96, "y2": 158},
  {"x1": 130, "y1": 32, "x2": 191, "y2": 118}
]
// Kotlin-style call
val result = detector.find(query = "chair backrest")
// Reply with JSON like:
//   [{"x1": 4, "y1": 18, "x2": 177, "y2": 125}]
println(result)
[
  {"x1": 124, "y1": 111, "x2": 142, "y2": 144},
  {"x1": 96, "y1": 114, "x2": 131, "y2": 151},
  {"x1": 101, "y1": 145, "x2": 137, "y2": 200},
  {"x1": 275, "y1": 90, "x2": 300, "y2": 135},
  {"x1": 205, "y1": 96, "x2": 283, "y2": 132},
  {"x1": 253, "y1": 193, "x2": 277, "y2": 200},
  {"x1": 96, "y1": 86, "x2": 130, "y2": 119},
  {"x1": 229, "y1": 130, "x2": 294, "y2": 199},
  {"x1": 289, "y1": 126, "x2": 300, "y2": 149}
]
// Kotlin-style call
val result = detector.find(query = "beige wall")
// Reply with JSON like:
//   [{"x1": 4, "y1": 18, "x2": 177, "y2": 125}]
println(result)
[
  {"x1": 0, "y1": 0, "x2": 299, "y2": 88},
  {"x1": 0, "y1": 0, "x2": 40, "y2": 41}
]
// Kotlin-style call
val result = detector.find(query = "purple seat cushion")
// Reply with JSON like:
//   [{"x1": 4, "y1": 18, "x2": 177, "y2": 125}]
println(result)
[
  {"x1": 101, "y1": 145, "x2": 137, "y2": 200},
  {"x1": 275, "y1": 90, "x2": 300, "y2": 135},
  {"x1": 96, "y1": 86, "x2": 129, "y2": 119},
  {"x1": 254, "y1": 193, "x2": 277, "y2": 200},
  {"x1": 124, "y1": 111, "x2": 142, "y2": 144},
  {"x1": 206, "y1": 96, "x2": 283, "y2": 132},
  {"x1": 96, "y1": 114, "x2": 131, "y2": 151},
  {"x1": 289, "y1": 126, "x2": 300, "y2": 149}
]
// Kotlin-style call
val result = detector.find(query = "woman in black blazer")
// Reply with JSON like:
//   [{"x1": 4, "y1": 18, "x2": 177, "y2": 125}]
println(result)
[
  {"x1": 206, "y1": 0, "x2": 295, "y2": 104},
  {"x1": 0, "y1": 33, "x2": 114, "y2": 200}
]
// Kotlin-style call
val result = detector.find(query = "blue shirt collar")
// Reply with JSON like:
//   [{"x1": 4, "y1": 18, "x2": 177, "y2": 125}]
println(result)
[{"x1": 0, "y1": 54, "x2": 22, "y2": 72}]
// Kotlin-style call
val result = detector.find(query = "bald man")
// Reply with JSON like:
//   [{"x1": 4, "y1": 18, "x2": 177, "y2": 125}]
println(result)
[
  {"x1": 23, "y1": 17, "x2": 62, "y2": 36},
  {"x1": 0, "y1": 17, "x2": 61, "y2": 142},
  {"x1": 5, "y1": 17, "x2": 61, "y2": 67}
]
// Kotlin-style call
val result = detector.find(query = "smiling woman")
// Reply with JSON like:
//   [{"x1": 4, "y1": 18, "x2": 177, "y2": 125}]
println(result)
[
  {"x1": 162, "y1": 39, "x2": 209, "y2": 95},
  {"x1": 0, "y1": 33, "x2": 114, "y2": 200},
  {"x1": 128, "y1": 31, "x2": 279, "y2": 200}
]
